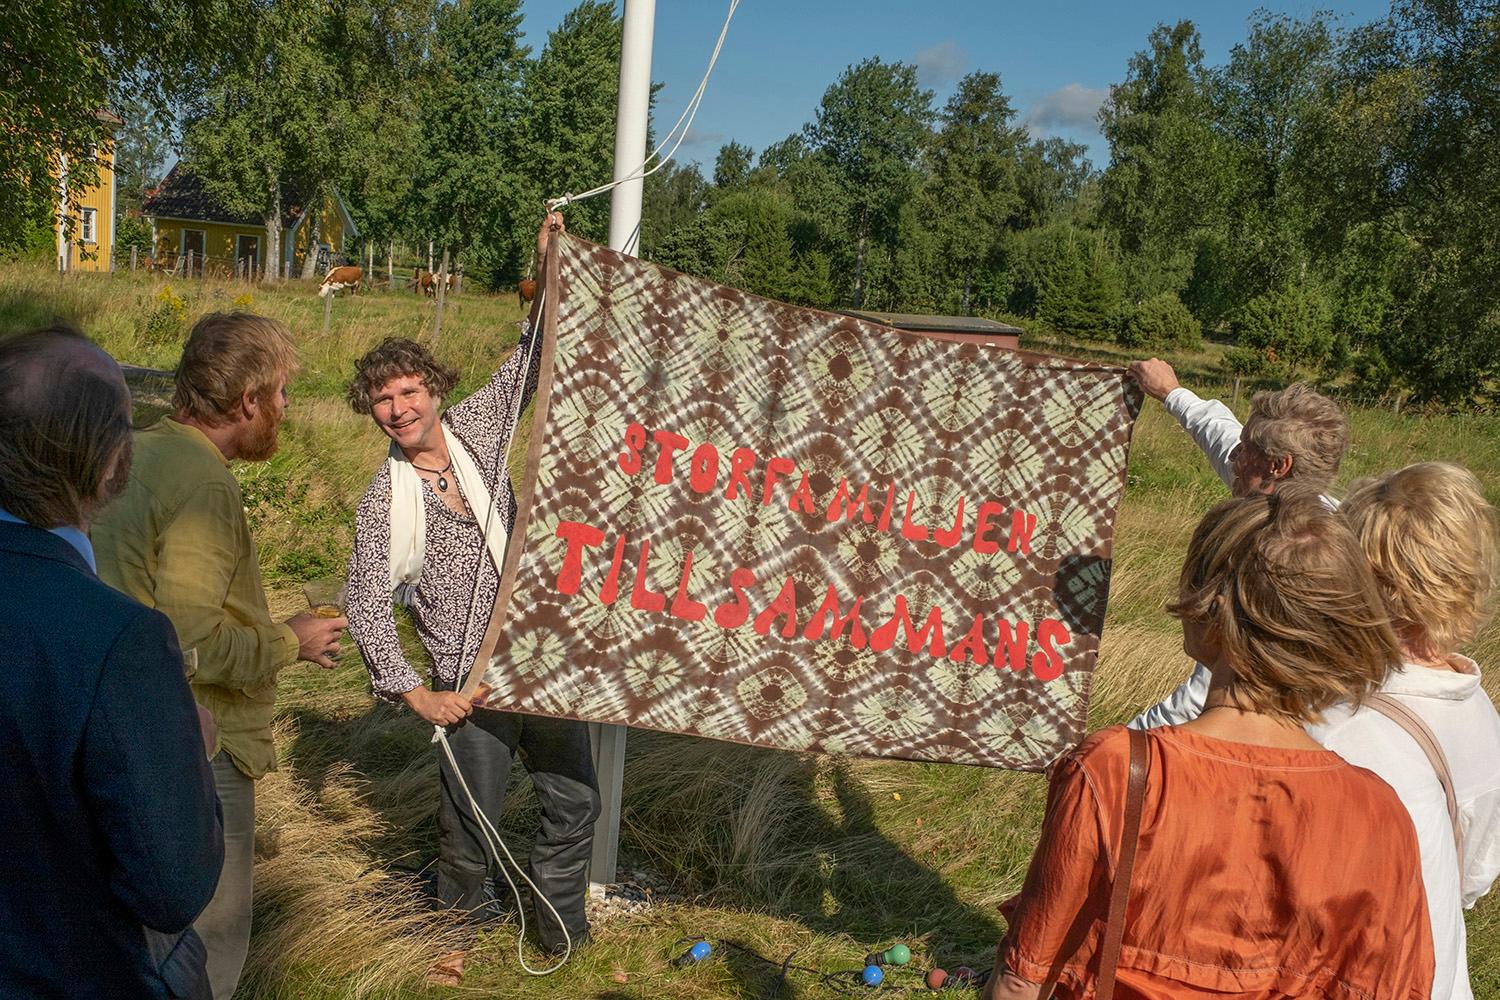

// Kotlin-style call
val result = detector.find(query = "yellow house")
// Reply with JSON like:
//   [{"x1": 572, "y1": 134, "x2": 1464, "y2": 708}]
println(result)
[
  {"x1": 55, "y1": 109, "x2": 122, "y2": 273},
  {"x1": 143, "y1": 164, "x2": 360, "y2": 277}
]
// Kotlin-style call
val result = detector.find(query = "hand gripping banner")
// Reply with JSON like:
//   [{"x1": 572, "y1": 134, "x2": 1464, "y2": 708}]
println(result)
[{"x1": 464, "y1": 230, "x2": 1141, "y2": 770}]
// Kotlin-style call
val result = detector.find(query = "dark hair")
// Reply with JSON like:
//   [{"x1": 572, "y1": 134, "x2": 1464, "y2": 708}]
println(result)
[
  {"x1": 173, "y1": 312, "x2": 299, "y2": 426},
  {"x1": 0, "y1": 323, "x2": 134, "y2": 527},
  {"x1": 346, "y1": 338, "x2": 460, "y2": 414}
]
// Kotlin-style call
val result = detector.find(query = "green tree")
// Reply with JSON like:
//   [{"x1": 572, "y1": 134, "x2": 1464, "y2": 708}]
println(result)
[
  {"x1": 712, "y1": 141, "x2": 755, "y2": 190},
  {"x1": 1099, "y1": 20, "x2": 1235, "y2": 301},
  {"x1": 641, "y1": 162, "x2": 710, "y2": 258},
  {"x1": 804, "y1": 58, "x2": 934, "y2": 307},
  {"x1": 111, "y1": 93, "x2": 173, "y2": 218},
  {"x1": 1, "y1": 0, "x2": 232, "y2": 252},
  {"x1": 415, "y1": 0, "x2": 529, "y2": 287},
  {"x1": 1235, "y1": 284, "x2": 1335, "y2": 376},
  {"x1": 519, "y1": 2, "x2": 623, "y2": 247},
  {"x1": 1118, "y1": 291, "x2": 1201, "y2": 350},
  {"x1": 182, "y1": 0, "x2": 425, "y2": 279},
  {"x1": 923, "y1": 72, "x2": 1025, "y2": 313}
]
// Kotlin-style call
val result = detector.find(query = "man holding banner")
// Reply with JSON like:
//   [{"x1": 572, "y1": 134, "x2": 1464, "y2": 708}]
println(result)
[{"x1": 343, "y1": 215, "x2": 597, "y2": 978}]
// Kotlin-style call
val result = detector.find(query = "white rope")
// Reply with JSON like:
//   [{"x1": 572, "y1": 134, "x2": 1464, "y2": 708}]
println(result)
[
  {"x1": 545, "y1": 0, "x2": 741, "y2": 212},
  {"x1": 433, "y1": 725, "x2": 572, "y2": 975}
]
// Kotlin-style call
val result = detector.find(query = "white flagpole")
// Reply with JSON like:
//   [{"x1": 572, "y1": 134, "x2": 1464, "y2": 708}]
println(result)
[{"x1": 590, "y1": 0, "x2": 655, "y2": 897}]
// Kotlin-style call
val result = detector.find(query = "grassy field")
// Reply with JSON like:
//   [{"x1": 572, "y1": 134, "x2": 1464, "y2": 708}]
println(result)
[{"x1": 5, "y1": 262, "x2": 1499, "y2": 999}]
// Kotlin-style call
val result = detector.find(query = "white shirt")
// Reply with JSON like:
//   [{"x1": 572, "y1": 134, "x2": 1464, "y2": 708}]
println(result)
[{"x1": 1130, "y1": 657, "x2": 1500, "y2": 1000}]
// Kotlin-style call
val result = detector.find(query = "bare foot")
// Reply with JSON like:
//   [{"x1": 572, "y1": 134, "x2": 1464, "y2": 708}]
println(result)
[{"x1": 427, "y1": 951, "x2": 465, "y2": 987}]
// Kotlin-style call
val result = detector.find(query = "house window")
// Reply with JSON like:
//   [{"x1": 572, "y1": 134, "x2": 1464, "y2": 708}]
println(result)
[{"x1": 80, "y1": 208, "x2": 98, "y2": 244}]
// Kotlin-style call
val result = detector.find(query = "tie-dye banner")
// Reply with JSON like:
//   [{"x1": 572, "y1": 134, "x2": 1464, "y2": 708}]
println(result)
[{"x1": 465, "y1": 231, "x2": 1141, "y2": 770}]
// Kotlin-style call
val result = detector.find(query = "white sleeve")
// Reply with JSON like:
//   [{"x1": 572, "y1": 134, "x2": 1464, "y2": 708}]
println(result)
[
  {"x1": 1127, "y1": 662, "x2": 1212, "y2": 730},
  {"x1": 1461, "y1": 785, "x2": 1500, "y2": 907},
  {"x1": 1162, "y1": 387, "x2": 1242, "y2": 489}
]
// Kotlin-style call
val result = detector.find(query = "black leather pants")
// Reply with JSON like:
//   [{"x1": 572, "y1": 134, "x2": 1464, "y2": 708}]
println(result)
[{"x1": 432, "y1": 688, "x2": 600, "y2": 952}]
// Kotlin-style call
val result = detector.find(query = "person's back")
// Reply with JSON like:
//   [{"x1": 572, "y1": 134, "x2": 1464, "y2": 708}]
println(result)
[
  {"x1": 0, "y1": 326, "x2": 222, "y2": 998},
  {"x1": 1307, "y1": 462, "x2": 1500, "y2": 999},
  {"x1": 1002, "y1": 725, "x2": 1431, "y2": 998},
  {"x1": 992, "y1": 491, "x2": 1434, "y2": 999}
]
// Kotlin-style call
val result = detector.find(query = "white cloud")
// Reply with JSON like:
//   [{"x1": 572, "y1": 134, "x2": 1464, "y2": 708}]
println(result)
[
  {"x1": 680, "y1": 127, "x2": 726, "y2": 147},
  {"x1": 1024, "y1": 82, "x2": 1109, "y2": 131},
  {"x1": 914, "y1": 40, "x2": 968, "y2": 88}
]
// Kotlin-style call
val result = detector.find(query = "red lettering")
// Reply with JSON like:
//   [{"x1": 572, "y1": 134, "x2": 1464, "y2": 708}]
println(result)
[
  {"x1": 825, "y1": 478, "x2": 855, "y2": 522},
  {"x1": 1031, "y1": 619, "x2": 1071, "y2": 681},
  {"x1": 629, "y1": 539, "x2": 667, "y2": 612},
  {"x1": 1007, "y1": 509, "x2": 1038, "y2": 554},
  {"x1": 801, "y1": 586, "x2": 868, "y2": 648},
  {"x1": 947, "y1": 612, "x2": 990, "y2": 665},
  {"x1": 553, "y1": 520, "x2": 605, "y2": 595},
  {"x1": 652, "y1": 429, "x2": 690, "y2": 485},
  {"x1": 933, "y1": 495, "x2": 966, "y2": 548},
  {"x1": 869, "y1": 595, "x2": 947, "y2": 656},
  {"x1": 973, "y1": 501, "x2": 1005, "y2": 555},
  {"x1": 725, "y1": 447, "x2": 756, "y2": 500},
  {"x1": 876, "y1": 483, "x2": 896, "y2": 532},
  {"x1": 688, "y1": 443, "x2": 720, "y2": 494},
  {"x1": 900, "y1": 490, "x2": 930, "y2": 542},
  {"x1": 788, "y1": 472, "x2": 818, "y2": 514},
  {"x1": 752, "y1": 576, "x2": 800, "y2": 637},
  {"x1": 761, "y1": 455, "x2": 796, "y2": 506},
  {"x1": 713, "y1": 567, "x2": 756, "y2": 628},
  {"x1": 992, "y1": 619, "x2": 1030, "y2": 672},
  {"x1": 618, "y1": 422, "x2": 646, "y2": 475},
  {"x1": 599, "y1": 534, "x2": 626, "y2": 605},
  {"x1": 854, "y1": 483, "x2": 875, "y2": 524},
  {"x1": 669, "y1": 550, "x2": 708, "y2": 621}
]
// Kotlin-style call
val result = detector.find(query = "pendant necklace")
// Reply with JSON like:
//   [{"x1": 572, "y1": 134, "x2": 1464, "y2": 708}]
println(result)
[{"x1": 412, "y1": 458, "x2": 454, "y2": 492}]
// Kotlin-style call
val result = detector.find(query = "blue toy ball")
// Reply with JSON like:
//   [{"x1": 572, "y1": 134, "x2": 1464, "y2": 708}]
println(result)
[
  {"x1": 690, "y1": 940, "x2": 713, "y2": 962},
  {"x1": 862, "y1": 963, "x2": 884, "y2": 987}
]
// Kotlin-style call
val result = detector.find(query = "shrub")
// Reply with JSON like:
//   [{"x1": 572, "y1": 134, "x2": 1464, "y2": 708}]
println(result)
[
  {"x1": 1234, "y1": 285, "x2": 1334, "y2": 376},
  {"x1": 1118, "y1": 292, "x2": 1201, "y2": 351}
]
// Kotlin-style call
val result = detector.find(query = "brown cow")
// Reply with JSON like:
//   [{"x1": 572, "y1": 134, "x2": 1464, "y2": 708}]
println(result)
[
  {"x1": 517, "y1": 278, "x2": 537, "y2": 307},
  {"x1": 319, "y1": 265, "x2": 361, "y2": 298},
  {"x1": 413, "y1": 268, "x2": 454, "y2": 297}
]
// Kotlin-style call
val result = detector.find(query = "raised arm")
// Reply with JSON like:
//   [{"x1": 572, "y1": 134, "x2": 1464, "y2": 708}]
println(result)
[{"x1": 1130, "y1": 359, "x2": 1242, "y2": 489}]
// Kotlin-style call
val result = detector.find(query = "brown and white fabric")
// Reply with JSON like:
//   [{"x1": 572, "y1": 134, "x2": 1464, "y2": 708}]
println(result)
[{"x1": 468, "y1": 232, "x2": 1141, "y2": 770}]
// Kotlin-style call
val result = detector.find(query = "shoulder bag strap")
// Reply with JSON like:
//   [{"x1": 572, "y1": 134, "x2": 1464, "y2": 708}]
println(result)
[
  {"x1": 1037, "y1": 729, "x2": 1148, "y2": 1000},
  {"x1": 1364, "y1": 693, "x2": 1461, "y2": 857}
]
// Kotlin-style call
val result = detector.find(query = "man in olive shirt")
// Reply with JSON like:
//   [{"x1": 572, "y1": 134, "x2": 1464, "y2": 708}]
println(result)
[{"x1": 93, "y1": 312, "x2": 346, "y2": 1000}]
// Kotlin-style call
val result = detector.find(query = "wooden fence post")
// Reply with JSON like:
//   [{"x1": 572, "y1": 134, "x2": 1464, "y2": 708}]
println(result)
[
  {"x1": 428, "y1": 241, "x2": 434, "y2": 275},
  {"x1": 433, "y1": 248, "x2": 450, "y2": 340},
  {"x1": 130, "y1": 246, "x2": 138, "y2": 271},
  {"x1": 321, "y1": 287, "x2": 334, "y2": 338},
  {"x1": 1231, "y1": 376, "x2": 1242, "y2": 407},
  {"x1": 387, "y1": 240, "x2": 394, "y2": 290}
]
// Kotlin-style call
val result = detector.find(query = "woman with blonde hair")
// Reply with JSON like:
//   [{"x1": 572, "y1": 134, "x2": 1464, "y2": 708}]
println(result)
[
  {"x1": 1307, "y1": 462, "x2": 1500, "y2": 1000},
  {"x1": 987, "y1": 490, "x2": 1433, "y2": 999}
]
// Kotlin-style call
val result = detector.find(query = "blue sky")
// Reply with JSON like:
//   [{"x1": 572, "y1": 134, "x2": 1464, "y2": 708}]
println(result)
[{"x1": 517, "y1": 0, "x2": 1395, "y2": 172}]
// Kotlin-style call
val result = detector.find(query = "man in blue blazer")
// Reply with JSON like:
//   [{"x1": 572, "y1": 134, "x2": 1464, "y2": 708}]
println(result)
[{"x1": 0, "y1": 326, "x2": 224, "y2": 999}]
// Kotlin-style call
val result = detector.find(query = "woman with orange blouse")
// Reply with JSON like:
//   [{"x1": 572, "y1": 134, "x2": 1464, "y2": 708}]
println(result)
[{"x1": 988, "y1": 490, "x2": 1434, "y2": 999}]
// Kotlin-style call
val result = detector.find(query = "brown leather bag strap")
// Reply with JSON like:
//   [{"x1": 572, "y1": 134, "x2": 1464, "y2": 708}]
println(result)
[
  {"x1": 1365, "y1": 693, "x2": 1462, "y2": 858},
  {"x1": 1095, "y1": 728, "x2": 1149, "y2": 1000},
  {"x1": 1037, "y1": 729, "x2": 1148, "y2": 1000}
]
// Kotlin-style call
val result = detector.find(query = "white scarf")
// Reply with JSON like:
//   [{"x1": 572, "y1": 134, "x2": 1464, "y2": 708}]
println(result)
[{"x1": 387, "y1": 422, "x2": 508, "y2": 605}]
